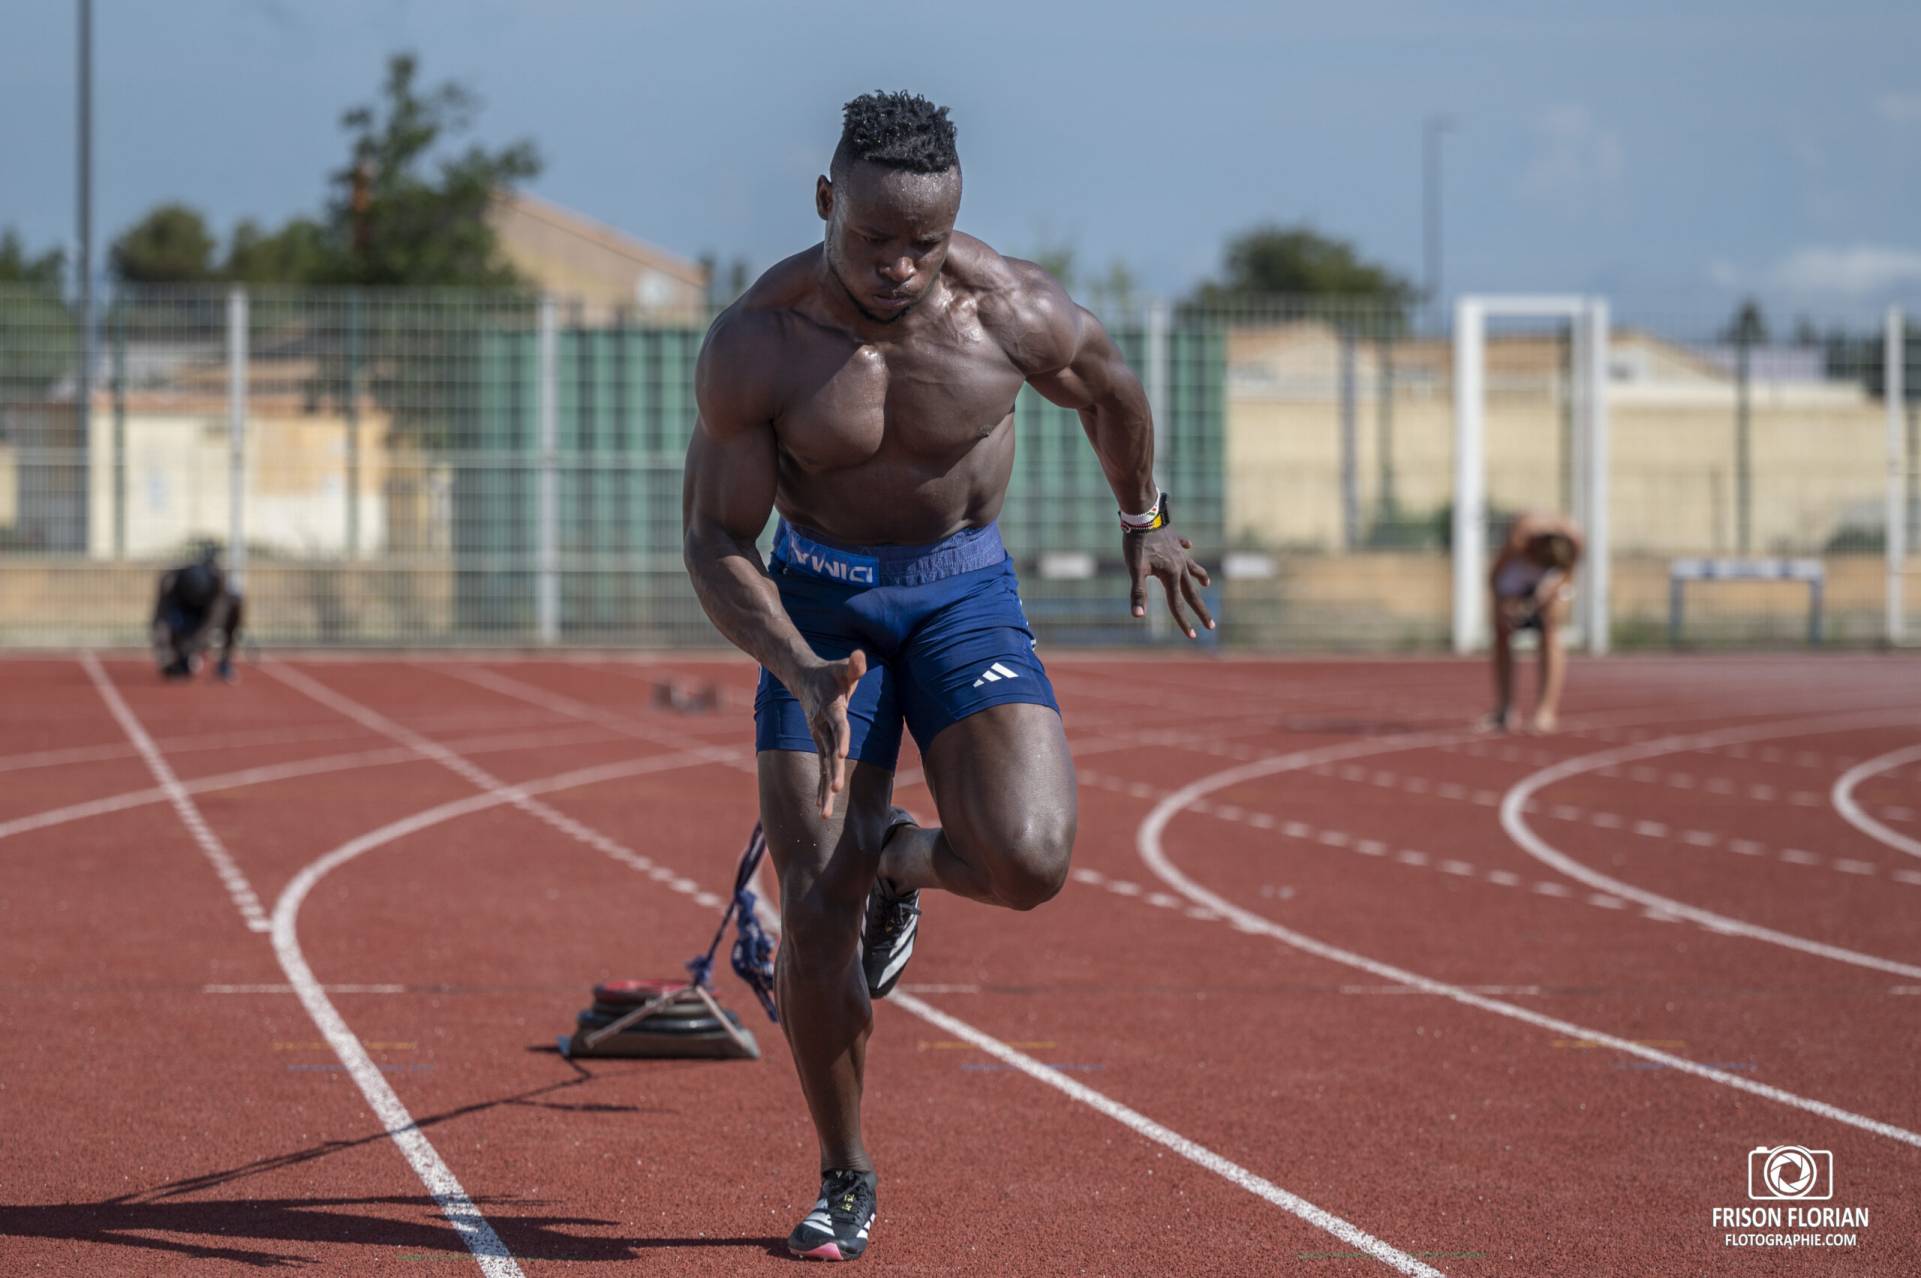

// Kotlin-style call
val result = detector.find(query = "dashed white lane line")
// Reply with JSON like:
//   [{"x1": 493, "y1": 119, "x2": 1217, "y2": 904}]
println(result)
[
  {"x1": 1831, "y1": 744, "x2": 1921, "y2": 862},
  {"x1": 80, "y1": 654, "x2": 271, "y2": 932},
  {"x1": 1076, "y1": 770, "x2": 1679, "y2": 928},
  {"x1": 307, "y1": 666, "x2": 1453, "y2": 1270},
  {"x1": 1311, "y1": 760, "x2": 1921, "y2": 888},
  {"x1": 1137, "y1": 748, "x2": 1921, "y2": 1153},
  {"x1": 1501, "y1": 711, "x2": 1921, "y2": 981}
]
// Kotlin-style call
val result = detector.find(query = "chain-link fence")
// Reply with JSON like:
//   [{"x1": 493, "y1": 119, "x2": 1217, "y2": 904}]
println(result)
[{"x1": 0, "y1": 284, "x2": 1913, "y2": 649}]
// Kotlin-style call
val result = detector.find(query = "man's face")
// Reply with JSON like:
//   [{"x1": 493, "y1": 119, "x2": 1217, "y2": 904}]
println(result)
[{"x1": 818, "y1": 160, "x2": 961, "y2": 324}]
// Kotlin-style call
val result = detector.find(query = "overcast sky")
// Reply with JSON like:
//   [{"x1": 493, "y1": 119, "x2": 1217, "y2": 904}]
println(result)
[{"x1": 4, "y1": 0, "x2": 1918, "y2": 328}]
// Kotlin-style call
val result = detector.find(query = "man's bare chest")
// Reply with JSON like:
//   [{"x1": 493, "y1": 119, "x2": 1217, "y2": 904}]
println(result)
[{"x1": 773, "y1": 337, "x2": 1026, "y2": 471}]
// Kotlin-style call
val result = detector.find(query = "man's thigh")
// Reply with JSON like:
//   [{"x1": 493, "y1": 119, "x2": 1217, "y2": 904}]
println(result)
[
  {"x1": 921, "y1": 702, "x2": 1077, "y2": 857},
  {"x1": 757, "y1": 750, "x2": 898, "y2": 912}
]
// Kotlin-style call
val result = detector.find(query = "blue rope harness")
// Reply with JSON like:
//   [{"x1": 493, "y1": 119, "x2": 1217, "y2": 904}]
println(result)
[{"x1": 685, "y1": 823, "x2": 779, "y2": 1023}]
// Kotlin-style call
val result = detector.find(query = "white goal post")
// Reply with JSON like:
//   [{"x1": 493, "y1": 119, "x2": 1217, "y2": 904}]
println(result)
[{"x1": 1452, "y1": 295, "x2": 1611, "y2": 655}]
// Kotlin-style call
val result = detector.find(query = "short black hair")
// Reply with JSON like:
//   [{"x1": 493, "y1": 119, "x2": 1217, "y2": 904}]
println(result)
[{"x1": 832, "y1": 92, "x2": 959, "y2": 178}]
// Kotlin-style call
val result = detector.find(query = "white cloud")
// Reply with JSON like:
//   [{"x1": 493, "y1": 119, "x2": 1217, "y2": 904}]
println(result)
[
  {"x1": 1517, "y1": 105, "x2": 1626, "y2": 214},
  {"x1": 1769, "y1": 245, "x2": 1921, "y2": 296},
  {"x1": 1878, "y1": 91, "x2": 1921, "y2": 124},
  {"x1": 1707, "y1": 259, "x2": 1741, "y2": 289}
]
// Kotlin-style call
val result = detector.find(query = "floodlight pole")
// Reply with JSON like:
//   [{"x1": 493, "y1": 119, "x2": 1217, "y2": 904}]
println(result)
[{"x1": 1423, "y1": 115, "x2": 1454, "y2": 317}]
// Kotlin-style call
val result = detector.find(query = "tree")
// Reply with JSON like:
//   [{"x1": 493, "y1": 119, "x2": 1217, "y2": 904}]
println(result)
[
  {"x1": 327, "y1": 52, "x2": 541, "y2": 287},
  {"x1": 109, "y1": 203, "x2": 219, "y2": 284},
  {"x1": 224, "y1": 216, "x2": 334, "y2": 285},
  {"x1": 1720, "y1": 297, "x2": 1769, "y2": 346},
  {"x1": 0, "y1": 229, "x2": 77, "y2": 405},
  {"x1": 1188, "y1": 224, "x2": 1415, "y2": 309},
  {"x1": 0, "y1": 230, "x2": 66, "y2": 287}
]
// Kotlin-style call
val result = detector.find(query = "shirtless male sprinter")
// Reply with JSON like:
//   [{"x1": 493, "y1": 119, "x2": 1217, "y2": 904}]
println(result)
[{"x1": 681, "y1": 91, "x2": 1213, "y2": 1260}]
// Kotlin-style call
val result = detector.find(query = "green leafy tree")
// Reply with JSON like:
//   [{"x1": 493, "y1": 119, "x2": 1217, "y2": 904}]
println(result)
[
  {"x1": 328, "y1": 52, "x2": 540, "y2": 287},
  {"x1": 0, "y1": 230, "x2": 76, "y2": 404},
  {"x1": 1720, "y1": 297, "x2": 1769, "y2": 346},
  {"x1": 0, "y1": 230, "x2": 66, "y2": 287},
  {"x1": 1190, "y1": 224, "x2": 1414, "y2": 306},
  {"x1": 280, "y1": 53, "x2": 549, "y2": 452},
  {"x1": 109, "y1": 203, "x2": 220, "y2": 284},
  {"x1": 1186, "y1": 223, "x2": 1413, "y2": 333},
  {"x1": 224, "y1": 216, "x2": 335, "y2": 285}
]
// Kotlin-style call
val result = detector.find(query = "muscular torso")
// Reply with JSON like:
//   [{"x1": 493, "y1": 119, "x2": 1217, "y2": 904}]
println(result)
[{"x1": 731, "y1": 238, "x2": 1048, "y2": 545}]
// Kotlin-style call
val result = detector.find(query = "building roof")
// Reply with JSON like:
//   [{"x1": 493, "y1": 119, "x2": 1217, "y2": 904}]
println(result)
[{"x1": 488, "y1": 190, "x2": 706, "y2": 288}]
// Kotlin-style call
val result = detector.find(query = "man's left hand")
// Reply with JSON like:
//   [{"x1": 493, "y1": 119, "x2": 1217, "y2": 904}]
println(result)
[{"x1": 1125, "y1": 527, "x2": 1214, "y2": 640}]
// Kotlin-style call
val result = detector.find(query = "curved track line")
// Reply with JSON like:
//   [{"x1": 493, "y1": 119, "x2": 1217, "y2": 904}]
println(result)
[
  {"x1": 1135, "y1": 741, "x2": 1921, "y2": 1151},
  {"x1": 1498, "y1": 710, "x2": 1921, "y2": 979},
  {"x1": 268, "y1": 750, "x2": 722, "y2": 1278},
  {"x1": 288, "y1": 665, "x2": 1449, "y2": 1275},
  {"x1": 1831, "y1": 743, "x2": 1921, "y2": 860},
  {"x1": 84, "y1": 672, "x2": 713, "y2": 1275}
]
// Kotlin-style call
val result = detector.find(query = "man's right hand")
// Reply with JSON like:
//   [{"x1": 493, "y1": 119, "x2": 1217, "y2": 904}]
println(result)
[{"x1": 795, "y1": 650, "x2": 868, "y2": 818}]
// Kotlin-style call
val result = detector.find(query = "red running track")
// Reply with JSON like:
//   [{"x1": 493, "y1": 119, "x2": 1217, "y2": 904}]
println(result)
[{"x1": 1, "y1": 651, "x2": 1918, "y2": 1275}]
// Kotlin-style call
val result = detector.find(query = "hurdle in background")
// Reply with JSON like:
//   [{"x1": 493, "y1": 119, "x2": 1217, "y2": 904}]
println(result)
[{"x1": 1669, "y1": 557, "x2": 1825, "y2": 647}]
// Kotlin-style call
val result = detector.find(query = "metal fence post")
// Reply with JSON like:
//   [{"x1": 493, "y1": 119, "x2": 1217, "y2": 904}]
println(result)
[
  {"x1": 1585, "y1": 297, "x2": 1611, "y2": 655},
  {"x1": 1889, "y1": 306, "x2": 1907, "y2": 646},
  {"x1": 1144, "y1": 298, "x2": 1169, "y2": 492},
  {"x1": 1143, "y1": 298, "x2": 1171, "y2": 640},
  {"x1": 536, "y1": 295, "x2": 560, "y2": 644},
  {"x1": 345, "y1": 290, "x2": 362, "y2": 559},
  {"x1": 109, "y1": 302, "x2": 125, "y2": 559},
  {"x1": 227, "y1": 287, "x2": 248, "y2": 588},
  {"x1": 1735, "y1": 329, "x2": 1752, "y2": 554},
  {"x1": 1339, "y1": 328, "x2": 1358, "y2": 550},
  {"x1": 1452, "y1": 298, "x2": 1484, "y2": 653}
]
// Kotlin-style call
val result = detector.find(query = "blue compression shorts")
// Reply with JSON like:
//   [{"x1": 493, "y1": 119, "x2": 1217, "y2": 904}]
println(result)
[{"x1": 754, "y1": 519, "x2": 1061, "y2": 771}]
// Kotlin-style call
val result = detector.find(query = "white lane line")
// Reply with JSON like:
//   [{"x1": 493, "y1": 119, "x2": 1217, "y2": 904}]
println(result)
[
  {"x1": 203, "y1": 983, "x2": 407, "y2": 994},
  {"x1": 79, "y1": 654, "x2": 271, "y2": 932},
  {"x1": 775, "y1": 855, "x2": 1440, "y2": 1274},
  {"x1": 460, "y1": 666, "x2": 1448, "y2": 1274},
  {"x1": 1831, "y1": 744, "x2": 1921, "y2": 861},
  {"x1": 1137, "y1": 748, "x2": 1921, "y2": 1152},
  {"x1": 893, "y1": 992, "x2": 1444, "y2": 1277},
  {"x1": 267, "y1": 750, "x2": 710, "y2": 1278},
  {"x1": 0, "y1": 725, "x2": 625, "y2": 848},
  {"x1": 1500, "y1": 710, "x2": 1921, "y2": 981},
  {"x1": 91, "y1": 678, "x2": 709, "y2": 1274}
]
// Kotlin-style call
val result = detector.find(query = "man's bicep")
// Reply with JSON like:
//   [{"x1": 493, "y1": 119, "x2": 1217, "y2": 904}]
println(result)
[{"x1": 683, "y1": 412, "x2": 778, "y2": 545}]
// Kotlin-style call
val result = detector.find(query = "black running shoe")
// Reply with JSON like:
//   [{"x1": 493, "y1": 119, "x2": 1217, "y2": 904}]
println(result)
[
  {"x1": 786, "y1": 1168, "x2": 877, "y2": 1261},
  {"x1": 861, "y1": 810, "x2": 921, "y2": 1000}
]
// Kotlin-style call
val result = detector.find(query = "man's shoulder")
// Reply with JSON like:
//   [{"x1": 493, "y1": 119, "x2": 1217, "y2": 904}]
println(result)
[
  {"x1": 695, "y1": 250, "x2": 827, "y2": 428},
  {"x1": 949, "y1": 236, "x2": 1080, "y2": 374}
]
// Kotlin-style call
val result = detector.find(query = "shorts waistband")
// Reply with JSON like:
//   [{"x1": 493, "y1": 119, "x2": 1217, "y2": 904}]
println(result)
[{"x1": 772, "y1": 520, "x2": 1006, "y2": 587}]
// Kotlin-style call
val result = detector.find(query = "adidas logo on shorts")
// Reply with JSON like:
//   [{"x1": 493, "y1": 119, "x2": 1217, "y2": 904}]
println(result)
[{"x1": 972, "y1": 662, "x2": 1020, "y2": 688}]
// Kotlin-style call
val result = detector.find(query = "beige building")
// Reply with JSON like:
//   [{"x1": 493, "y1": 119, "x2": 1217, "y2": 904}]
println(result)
[
  {"x1": 488, "y1": 191, "x2": 708, "y2": 321},
  {"x1": 1225, "y1": 321, "x2": 1886, "y2": 557}
]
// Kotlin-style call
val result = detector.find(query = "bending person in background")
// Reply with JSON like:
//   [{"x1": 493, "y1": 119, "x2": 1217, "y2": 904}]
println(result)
[
  {"x1": 152, "y1": 549, "x2": 244, "y2": 682},
  {"x1": 1486, "y1": 511, "x2": 1582, "y2": 733}
]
